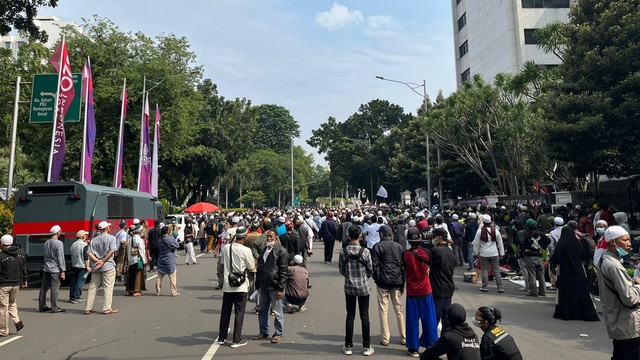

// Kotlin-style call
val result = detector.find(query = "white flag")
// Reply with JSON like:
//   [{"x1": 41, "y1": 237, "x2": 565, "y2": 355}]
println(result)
[{"x1": 376, "y1": 185, "x2": 388, "y2": 198}]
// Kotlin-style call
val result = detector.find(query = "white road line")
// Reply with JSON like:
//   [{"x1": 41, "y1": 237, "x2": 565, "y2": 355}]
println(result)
[
  {"x1": 0, "y1": 335, "x2": 22, "y2": 347},
  {"x1": 201, "y1": 339, "x2": 221, "y2": 360}
]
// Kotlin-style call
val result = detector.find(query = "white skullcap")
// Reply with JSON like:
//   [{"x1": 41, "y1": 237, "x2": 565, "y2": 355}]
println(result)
[
  {"x1": 132, "y1": 218, "x2": 141, "y2": 225},
  {"x1": 50, "y1": 225, "x2": 61, "y2": 234},
  {"x1": 482, "y1": 214, "x2": 492, "y2": 224},
  {"x1": 97, "y1": 221, "x2": 112, "y2": 230},
  {"x1": 293, "y1": 254, "x2": 304, "y2": 264},
  {"x1": 76, "y1": 230, "x2": 87, "y2": 238},
  {"x1": 596, "y1": 220, "x2": 608, "y2": 227},
  {"x1": 0, "y1": 234, "x2": 13, "y2": 245},
  {"x1": 605, "y1": 226, "x2": 629, "y2": 242},
  {"x1": 554, "y1": 217, "x2": 564, "y2": 226},
  {"x1": 408, "y1": 219, "x2": 417, "y2": 227},
  {"x1": 469, "y1": 213, "x2": 477, "y2": 220},
  {"x1": 231, "y1": 216, "x2": 240, "y2": 223},
  {"x1": 452, "y1": 214, "x2": 459, "y2": 220}
]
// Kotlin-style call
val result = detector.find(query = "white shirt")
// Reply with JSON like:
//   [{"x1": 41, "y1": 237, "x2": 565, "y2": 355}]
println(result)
[
  {"x1": 220, "y1": 242, "x2": 255, "y2": 293},
  {"x1": 363, "y1": 223, "x2": 381, "y2": 249}
]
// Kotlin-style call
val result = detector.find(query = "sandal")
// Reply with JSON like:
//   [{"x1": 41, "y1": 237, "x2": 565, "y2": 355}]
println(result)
[
  {"x1": 84, "y1": 310, "x2": 94, "y2": 315},
  {"x1": 253, "y1": 333, "x2": 269, "y2": 340},
  {"x1": 103, "y1": 309, "x2": 119, "y2": 315},
  {"x1": 271, "y1": 335, "x2": 281, "y2": 344}
]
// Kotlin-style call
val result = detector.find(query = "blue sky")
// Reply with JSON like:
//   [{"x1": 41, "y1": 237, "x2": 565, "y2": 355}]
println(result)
[{"x1": 43, "y1": 0, "x2": 457, "y2": 164}]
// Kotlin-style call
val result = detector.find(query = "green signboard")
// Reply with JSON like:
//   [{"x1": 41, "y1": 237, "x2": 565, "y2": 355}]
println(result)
[{"x1": 29, "y1": 73, "x2": 82, "y2": 123}]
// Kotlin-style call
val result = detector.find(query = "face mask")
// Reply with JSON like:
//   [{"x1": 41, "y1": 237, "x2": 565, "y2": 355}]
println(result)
[
  {"x1": 267, "y1": 240, "x2": 276, "y2": 248},
  {"x1": 596, "y1": 228, "x2": 605, "y2": 236},
  {"x1": 294, "y1": 224, "x2": 301, "y2": 229},
  {"x1": 472, "y1": 319, "x2": 484, "y2": 328},
  {"x1": 616, "y1": 245, "x2": 628, "y2": 257}
]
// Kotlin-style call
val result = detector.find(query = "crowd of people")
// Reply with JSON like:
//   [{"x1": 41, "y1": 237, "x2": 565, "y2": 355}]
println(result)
[{"x1": 0, "y1": 201, "x2": 639, "y2": 359}]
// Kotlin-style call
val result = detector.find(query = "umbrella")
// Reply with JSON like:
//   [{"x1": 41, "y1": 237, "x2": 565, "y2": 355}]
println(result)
[{"x1": 185, "y1": 202, "x2": 220, "y2": 213}]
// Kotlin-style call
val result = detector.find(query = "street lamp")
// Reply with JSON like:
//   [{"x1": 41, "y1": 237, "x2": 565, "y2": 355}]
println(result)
[{"x1": 375, "y1": 75, "x2": 443, "y2": 210}]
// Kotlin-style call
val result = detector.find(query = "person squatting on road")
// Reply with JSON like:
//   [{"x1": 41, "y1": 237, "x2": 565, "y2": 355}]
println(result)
[
  {"x1": 598, "y1": 226, "x2": 640, "y2": 359},
  {"x1": 339, "y1": 225, "x2": 375, "y2": 356},
  {"x1": 474, "y1": 307, "x2": 523, "y2": 360},
  {"x1": 217, "y1": 226, "x2": 255, "y2": 348},
  {"x1": 420, "y1": 303, "x2": 481, "y2": 360},
  {"x1": 0, "y1": 234, "x2": 27, "y2": 336}
]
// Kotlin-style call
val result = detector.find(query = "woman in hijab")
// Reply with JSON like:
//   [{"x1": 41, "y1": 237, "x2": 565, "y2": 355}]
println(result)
[
  {"x1": 421, "y1": 303, "x2": 481, "y2": 360},
  {"x1": 550, "y1": 226, "x2": 599, "y2": 321}
]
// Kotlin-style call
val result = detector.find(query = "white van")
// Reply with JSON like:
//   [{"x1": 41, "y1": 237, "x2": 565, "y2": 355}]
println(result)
[{"x1": 165, "y1": 214, "x2": 198, "y2": 249}]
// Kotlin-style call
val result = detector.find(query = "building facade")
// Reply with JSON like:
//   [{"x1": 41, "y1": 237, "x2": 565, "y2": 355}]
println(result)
[
  {"x1": 451, "y1": 0, "x2": 572, "y2": 87},
  {"x1": 1, "y1": 15, "x2": 78, "y2": 58}
]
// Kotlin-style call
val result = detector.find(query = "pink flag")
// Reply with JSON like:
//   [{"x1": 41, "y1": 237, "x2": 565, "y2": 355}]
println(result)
[
  {"x1": 114, "y1": 79, "x2": 127, "y2": 189},
  {"x1": 150, "y1": 104, "x2": 160, "y2": 197},
  {"x1": 47, "y1": 36, "x2": 75, "y2": 182},
  {"x1": 80, "y1": 59, "x2": 96, "y2": 183},
  {"x1": 137, "y1": 93, "x2": 151, "y2": 193}
]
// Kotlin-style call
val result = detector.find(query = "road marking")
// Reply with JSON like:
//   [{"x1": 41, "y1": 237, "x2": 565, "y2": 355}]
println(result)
[
  {"x1": 0, "y1": 336, "x2": 22, "y2": 347},
  {"x1": 202, "y1": 329, "x2": 229, "y2": 360}
]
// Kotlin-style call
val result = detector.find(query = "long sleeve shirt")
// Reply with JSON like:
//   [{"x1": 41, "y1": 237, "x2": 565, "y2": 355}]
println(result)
[{"x1": 43, "y1": 238, "x2": 66, "y2": 273}]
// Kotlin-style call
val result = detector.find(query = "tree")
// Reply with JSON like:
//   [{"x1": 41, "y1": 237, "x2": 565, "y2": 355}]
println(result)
[
  {"x1": 254, "y1": 104, "x2": 300, "y2": 154},
  {"x1": 543, "y1": 0, "x2": 640, "y2": 177},
  {"x1": 237, "y1": 191, "x2": 266, "y2": 208},
  {"x1": 0, "y1": 0, "x2": 59, "y2": 42}
]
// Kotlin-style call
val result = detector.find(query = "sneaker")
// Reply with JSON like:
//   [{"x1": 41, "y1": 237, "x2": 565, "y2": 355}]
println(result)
[
  {"x1": 51, "y1": 308, "x2": 66, "y2": 313},
  {"x1": 230, "y1": 340, "x2": 248, "y2": 348},
  {"x1": 77, "y1": 298, "x2": 86, "y2": 302},
  {"x1": 498, "y1": 288, "x2": 505, "y2": 293},
  {"x1": 546, "y1": 285, "x2": 557, "y2": 291},
  {"x1": 342, "y1": 346, "x2": 353, "y2": 355},
  {"x1": 478, "y1": 287, "x2": 488, "y2": 292},
  {"x1": 285, "y1": 305, "x2": 294, "y2": 314},
  {"x1": 363, "y1": 347, "x2": 375, "y2": 356},
  {"x1": 69, "y1": 299, "x2": 78, "y2": 304},
  {"x1": 407, "y1": 349, "x2": 419, "y2": 357}
]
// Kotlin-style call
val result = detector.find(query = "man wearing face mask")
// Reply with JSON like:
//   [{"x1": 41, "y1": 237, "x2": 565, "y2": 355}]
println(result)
[
  {"x1": 254, "y1": 231, "x2": 288, "y2": 344},
  {"x1": 593, "y1": 220, "x2": 609, "y2": 266},
  {"x1": 598, "y1": 226, "x2": 640, "y2": 359}
]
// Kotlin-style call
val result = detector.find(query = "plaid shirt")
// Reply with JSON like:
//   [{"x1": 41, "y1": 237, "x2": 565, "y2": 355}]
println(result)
[{"x1": 339, "y1": 243, "x2": 373, "y2": 296}]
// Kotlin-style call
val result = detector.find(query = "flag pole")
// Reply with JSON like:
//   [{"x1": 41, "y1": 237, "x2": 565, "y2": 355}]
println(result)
[
  {"x1": 114, "y1": 78, "x2": 127, "y2": 188},
  {"x1": 80, "y1": 56, "x2": 90, "y2": 183},
  {"x1": 47, "y1": 35, "x2": 65, "y2": 182},
  {"x1": 137, "y1": 90, "x2": 147, "y2": 191}
]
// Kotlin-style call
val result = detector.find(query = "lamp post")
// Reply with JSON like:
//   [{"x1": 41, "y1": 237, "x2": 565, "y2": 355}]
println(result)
[{"x1": 375, "y1": 76, "x2": 443, "y2": 210}]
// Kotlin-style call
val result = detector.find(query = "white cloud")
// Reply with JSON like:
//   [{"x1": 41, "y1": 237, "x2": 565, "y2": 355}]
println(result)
[
  {"x1": 315, "y1": 2, "x2": 364, "y2": 31},
  {"x1": 367, "y1": 15, "x2": 393, "y2": 29}
]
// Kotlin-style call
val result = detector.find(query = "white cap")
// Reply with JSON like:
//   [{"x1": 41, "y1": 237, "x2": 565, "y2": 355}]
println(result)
[
  {"x1": 159, "y1": 222, "x2": 166, "y2": 228},
  {"x1": 482, "y1": 214, "x2": 492, "y2": 224},
  {"x1": 377, "y1": 210, "x2": 383, "y2": 216},
  {"x1": 416, "y1": 212, "x2": 424, "y2": 218},
  {"x1": 76, "y1": 230, "x2": 87, "y2": 238},
  {"x1": 133, "y1": 218, "x2": 141, "y2": 225},
  {"x1": 605, "y1": 225, "x2": 629, "y2": 242},
  {"x1": 554, "y1": 217, "x2": 564, "y2": 226},
  {"x1": 293, "y1": 254, "x2": 304, "y2": 264},
  {"x1": 0, "y1": 234, "x2": 13, "y2": 245},
  {"x1": 231, "y1": 216, "x2": 240, "y2": 223},
  {"x1": 469, "y1": 213, "x2": 477, "y2": 220},
  {"x1": 278, "y1": 216, "x2": 286, "y2": 223},
  {"x1": 97, "y1": 221, "x2": 112, "y2": 230},
  {"x1": 408, "y1": 219, "x2": 416, "y2": 227},
  {"x1": 500, "y1": 206, "x2": 506, "y2": 210},
  {"x1": 452, "y1": 214, "x2": 459, "y2": 220},
  {"x1": 50, "y1": 225, "x2": 62, "y2": 234}
]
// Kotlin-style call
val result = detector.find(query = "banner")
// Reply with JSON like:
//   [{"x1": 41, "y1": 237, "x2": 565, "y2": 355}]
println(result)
[
  {"x1": 137, "y1": 93, "x2": 151, "y2": 193},
  {"x1": 376, "y1": 185, "x2": 388, "y2": 198},
  {"x1": 114, "y1": 79, "x2": 127, "y2": 189},
  {"x1": 150, "y1": 104, "x2": 160, "y2": 197},
  {"x1": 47, "y1": 36, "x2": 75, "y2": 182},
  {"x1": 80, "y1": 59, "x2": 95, "y2": 183}
]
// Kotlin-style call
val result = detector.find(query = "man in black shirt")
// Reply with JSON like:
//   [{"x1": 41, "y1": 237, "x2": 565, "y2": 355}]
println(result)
[
  {"x1": 147, "y1": 220, "x2": 162, "y2": 272},
  {"x1": 429, "y1": 228, "x2": 456, "y2": 335}
]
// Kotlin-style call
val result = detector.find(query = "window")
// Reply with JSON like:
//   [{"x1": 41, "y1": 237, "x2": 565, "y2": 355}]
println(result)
[
  {"x1": 107, "y1": 195, "x2": 134, "y2": 218},
  {"x1": 459, "y1": 41, "x2": 469, "y2": 58},
  {"x1": 461, "y1": 68, "x2": 471, "y2": 83},
  {"x1": 3, "y1": 41, "x2": 11, "y2": 49},
  {"x1": 522, "y1": 0, "x2": 570, "y2": 8},
  {"x1": 524, "y1": 29, "x2": 539, "y2": 44},
  {"x1": 457, "y1": 13, "x2": 466, "y2": 32}
]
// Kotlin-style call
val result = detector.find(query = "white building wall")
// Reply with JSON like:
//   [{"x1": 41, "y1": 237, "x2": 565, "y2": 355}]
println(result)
[{"x1": 0, "y1": 15, "x2": 79, "y2": 59}]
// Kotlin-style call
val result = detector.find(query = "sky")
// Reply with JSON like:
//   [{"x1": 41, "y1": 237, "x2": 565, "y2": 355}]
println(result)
[{"x1": 42, "y1": 0, "x2": 457, "y2": 164}]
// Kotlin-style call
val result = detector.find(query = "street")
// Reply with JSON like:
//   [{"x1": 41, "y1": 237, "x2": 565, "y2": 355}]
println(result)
[{"x1": 1, "y1": 243, "x2": 612, "y2": 360}]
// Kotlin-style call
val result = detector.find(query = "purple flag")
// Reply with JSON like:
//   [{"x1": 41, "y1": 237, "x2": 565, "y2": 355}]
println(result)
[
  {"x1": 47, "y1": 37, "x2": 75, "y2": 182},
  {"x1": 137, "y1": 94, "x2": 151, "y2": 193},
  {"x1": 80, "y1": 60, "x2": 96, "y2": 183},
  {"x1": 114, "y1": 80, "x2": 127, "y2": 189},
  {"x1": 150, "y1": 104, "x2": 160, "y2": 197}
]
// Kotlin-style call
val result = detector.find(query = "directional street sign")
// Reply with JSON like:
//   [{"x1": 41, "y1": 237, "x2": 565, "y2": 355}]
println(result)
[{"x1": 29, "y1": 73, "x2": 82, "y2": 123}]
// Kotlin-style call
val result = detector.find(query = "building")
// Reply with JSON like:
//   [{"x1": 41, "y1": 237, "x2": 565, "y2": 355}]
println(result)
[
  {"x1": 1, "y1": 15, "x2": 78, "y2": 58},
  {"x1": 451, "y1": 0, "x2": 572, "y2": 87}
]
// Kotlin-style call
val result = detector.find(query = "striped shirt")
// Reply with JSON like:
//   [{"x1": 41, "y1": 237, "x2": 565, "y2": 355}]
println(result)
[{"x1": 339, "y1": 243, "x2": 373, "y2": 296}]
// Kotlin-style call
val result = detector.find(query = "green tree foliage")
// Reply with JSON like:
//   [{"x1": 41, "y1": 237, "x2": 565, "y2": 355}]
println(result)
[
  {"x1": 254, "y1": 104, "x2": 300, "y2": 154},
  {"x1": 237, "y1": 191, "x2": 267, "y2": 208},
  {"x1": 543, "y1": 0, "x2": 640, "y2": 177},
  {"x1": 0, "y1": 0, "x2": 58, "y2": 42}
]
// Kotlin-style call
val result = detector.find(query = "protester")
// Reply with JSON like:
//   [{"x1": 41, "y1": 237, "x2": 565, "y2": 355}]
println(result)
[
  {"x1": 339, "y1": 225, "x2": 375, "y2": 356},
  {"x1": 429, "y1": 228, "x2": 456, "y2": 335},
  {"x1": 218, "y1": 226, "x2": 255, "y2": 348},
  {"x1": 598, "y1": 226, "x2": 640, "y2": 359},
  {"x1": 126, "y1": 224, "x2": 147, "y2": 297},
  {"x1": 520, "y1": 219, "x2": 551, "y2": 297},
  {"x1": 474, "y1": 307, "x2": 523, "y2": 360},
  {"x1": 156, "y1": 226, "x2": 180, "y2": 297},
  {"x1": 473, "y1": 215, "x2": 505, "y2": 293},
  {"x1": 69, "y1": 230, "x2": 90, "y2": 303},
  {"x1": 420, "y1": 303, "x2": 481, "y2": 360},
  {"x1": 284, "y1": 255, "x2": 309, "y2": 314},
  {"x1": 85, "y1": 221, "x2": 118, "y2": 315},
  {"x1": 147, "y1": 220, "x2": 161, "y2": 272},
  {"x1": 184, "y1": 221, "x2": 198, "y2": 265},
  {"x1": 39, "y1": 225, "x2": 66, "y2": 313},
  {"x1": 319, "y1": 211, "x2": 339, "y2": 264},
  {"x1": 0, "y1": 235, "x2": 27, "y2": 336}
]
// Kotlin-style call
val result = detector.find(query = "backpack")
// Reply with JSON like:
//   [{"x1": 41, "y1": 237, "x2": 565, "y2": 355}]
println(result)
[{"x1": 343, "y1": 246, "x2": 367, "y2": 267}]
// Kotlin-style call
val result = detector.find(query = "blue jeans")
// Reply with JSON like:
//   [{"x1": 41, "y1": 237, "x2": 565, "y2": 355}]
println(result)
[
  {"x1": 69, "y1": 267, "x2": 87, "y2": 300},
  {"x1": 406, "y1": 295, "x2": 438, "y2": 351},
  {"x1": 258, "y1": 288, "x2": 283, "y2": 336}
]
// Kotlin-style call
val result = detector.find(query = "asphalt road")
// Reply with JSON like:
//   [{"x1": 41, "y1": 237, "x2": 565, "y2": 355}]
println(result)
[{"x1": 1, "y1": 243, "x2": 612, "y2": 359}]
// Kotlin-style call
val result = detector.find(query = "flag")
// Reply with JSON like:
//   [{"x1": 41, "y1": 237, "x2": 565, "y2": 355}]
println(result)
[
  {"x1": 376, "y1": 185, "x2": 388, "y2": 198},
  {"x1": 114, "y1": 79, "x2": 127, "y2": 189},
  {"x1": 137, "y1": 93, "x2": 151, "y2": 193},
  {"x1": 150, "y1": 104, "x2": 160, "y2": 197},
  {"x1": 47, "y1": 36, "x2": 75, "y2": 182},
  {"x1": 79, "y1": 59, "x2": 96, "y2": 183}
]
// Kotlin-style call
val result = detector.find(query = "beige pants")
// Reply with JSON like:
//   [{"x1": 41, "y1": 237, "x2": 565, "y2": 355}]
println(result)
[
  {"x1": 156, "y1": 271, "x2": 178, "y2": 296},
  {"x1": 0, "y1": 286, "x2": 20, "y2": 336},
  {"x1": 377, "y1": 286, "x2": 406, "y2": 345},
  {"x1": 85, "y1": 269, "x2": 116, "y2": 312}
]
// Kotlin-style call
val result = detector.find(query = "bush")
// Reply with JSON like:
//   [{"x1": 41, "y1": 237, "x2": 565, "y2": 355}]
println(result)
[{"x1": 0, "y1": 199, "x2": 15, "y2": 234}]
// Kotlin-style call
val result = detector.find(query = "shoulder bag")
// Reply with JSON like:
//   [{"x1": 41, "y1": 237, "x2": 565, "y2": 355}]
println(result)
[{"x1": 227, "y1": 242, "x2": 247, "y2": 287}]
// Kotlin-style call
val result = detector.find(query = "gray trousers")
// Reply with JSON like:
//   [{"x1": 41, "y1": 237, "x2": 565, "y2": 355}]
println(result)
[
  {"x1": 523, "y1": 256, "x2": 546, "y2": 296},
  {"x1": 480, "y1": 256, "x2": 502, "y2": 289},
  {"x1": 39, "y1": 271, "x2": 61, "y2": 311}
]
